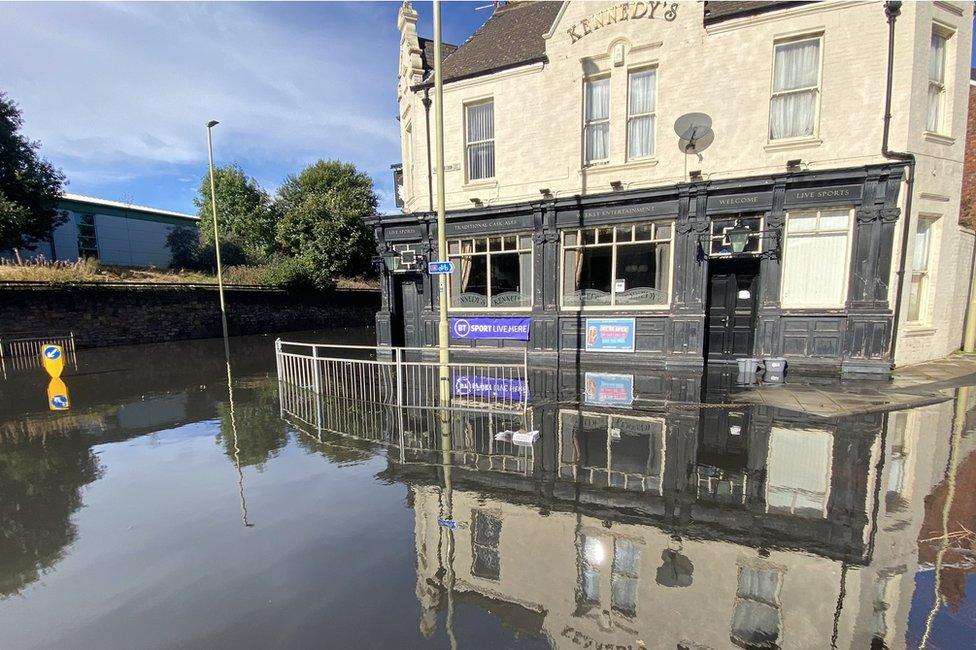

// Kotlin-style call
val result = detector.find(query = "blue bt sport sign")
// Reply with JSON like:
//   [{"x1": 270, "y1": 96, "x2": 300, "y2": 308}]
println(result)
[
  {"x1": 450, "y1": 317, "x2": 530, "y2": 341},
  {"x1": 584, "y1": 318, "x2": 636, "y2": 352}
]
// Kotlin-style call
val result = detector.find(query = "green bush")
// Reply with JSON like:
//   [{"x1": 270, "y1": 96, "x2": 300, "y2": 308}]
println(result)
[{"x1": 258, "y1": 256, "x2": 316, "y2": 291}]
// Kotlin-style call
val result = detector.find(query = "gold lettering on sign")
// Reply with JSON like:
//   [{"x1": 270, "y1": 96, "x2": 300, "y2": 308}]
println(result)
[{"x1": 567, "y1": 2, "x2": 678, "y2": 43}]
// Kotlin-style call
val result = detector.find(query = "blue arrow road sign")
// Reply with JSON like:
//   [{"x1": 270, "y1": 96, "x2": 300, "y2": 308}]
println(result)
[
  {"x1": 428, "y1": 261, "x2": 455, "y2": 275},
  {"x1": 43, "y1": 345, "x2": 62, "y2": 360}
]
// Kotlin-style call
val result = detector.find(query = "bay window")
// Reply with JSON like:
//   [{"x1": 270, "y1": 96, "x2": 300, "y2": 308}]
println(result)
[
  {"x1": 907, "y1": 216, "x2": 937, "y2": 323},
  {"x1": 562, "y1": 222, "x2": 672, "y2": 308},
  {"x1": 448, "y1": 233, "x2": 532, "y2": 309},
  {"x1": 465, "y1": 100, "x2": 494, "y2": 181},
  {"x1": 780, "y1": 208, "x2": 852, "y2": 308},
  {"x1": 627, "y1": 69, "x2": 656, "y2": 159},
  {"x1": 769, "y1": 36, "x2": 821, "y2": 140},
  {"x1": 584, "y1": 77, "x2": 610, "y2": 163},
  {"x1": 927, "y1": 30, "x2": 948, "y2": 134}
]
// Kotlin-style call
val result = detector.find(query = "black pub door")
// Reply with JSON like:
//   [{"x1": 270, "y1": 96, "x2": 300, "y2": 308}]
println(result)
[
  {"x1": 705, "y1": 259, "x2": 760, "y2": 361},
  {"x1": 391, "y1": 275, "x2": 423, "y2": 348}
]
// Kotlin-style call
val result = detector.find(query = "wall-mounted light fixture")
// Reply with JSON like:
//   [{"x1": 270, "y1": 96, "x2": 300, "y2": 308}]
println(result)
[
  {"x1": 610, "y1": 180, "x2": 624, "y2": 191},
  {"x1": 689, "y1": 170, "x2": 703, "y2": 181},
  {"x1": 786, "y1": 159, "x2": 803, "y2": 173},
  {"x1": 539, "y1": 188, "x2": 552, "y2": 199},
  {"x1": 726, "y1": 218, "x2": 752, "y2": 254},
  {"x1": 469, "y1": 198, "x2": 483, "y2": 207}
]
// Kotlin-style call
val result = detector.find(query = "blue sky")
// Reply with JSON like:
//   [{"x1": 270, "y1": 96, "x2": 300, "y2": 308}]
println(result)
[{"x1": 0, "y1": 1, "x2": 490, "y2": 215}]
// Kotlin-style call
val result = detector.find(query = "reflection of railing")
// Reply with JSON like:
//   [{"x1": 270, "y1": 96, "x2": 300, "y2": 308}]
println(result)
[
  {"x1": 275, "y1": 340, "x2": 528, "y2": 412},
  {"x1": 0, "y1": 332, "x2": 77, "y2": 379},
  {"x1": 278, "y1": 385, "x2": 535, "y2": 474},
  {"x1": 695, "y1": 465, "x2": 748, "y2": 505}
]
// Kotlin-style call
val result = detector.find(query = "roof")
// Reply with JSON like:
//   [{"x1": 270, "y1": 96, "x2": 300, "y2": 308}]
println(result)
[
  {"x1": 428, "y1": 1, "x2": 564, "y2": 85},
  {"x1": 60, "y1": 193, "x2": 198, "y2": 221},
  {"x1": 418, "y1": 37, "x2": 458, "y2": 75},
  {"x1": 703, "y1": 1, "x2": 814, "y2": 24}
]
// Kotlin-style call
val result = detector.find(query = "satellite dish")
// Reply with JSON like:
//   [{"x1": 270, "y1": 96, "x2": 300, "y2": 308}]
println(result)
[
  {"x1": 679, "y1": 129, "x2": 714, "y2": 156},
  {"x1": 674, "y1": 112, "x2": 714, "y2": 155}
]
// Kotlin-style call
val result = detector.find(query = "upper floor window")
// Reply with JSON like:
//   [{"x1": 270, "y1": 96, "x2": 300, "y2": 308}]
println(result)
[
  {"x1": 927, "y1": 30, "x2": 949, "y2": 134},
  {"x1": 731, "y1": 566, "x2": 782, "y2": 648},
  {"x1": 627, "y1": 69, "x2": 657, "y2": 160},
  {"x1": 75, "y1": 213, "x2": 98, "y2": 259},
  {"x1": 465, "y1": 100, "x2": 494, "y2": 181},
  {"x1": 448, "y1": 233, "x2": 532, "y2": 309},
  {"x1": 471, "y1": 510, "x2": 501, "y2": 580},
  {"x1": 584, "y1": 77, "x2": 610, "y2": 163},
  {"x1": 769, "y1": 37, "x2": 821, "y2": 140}
]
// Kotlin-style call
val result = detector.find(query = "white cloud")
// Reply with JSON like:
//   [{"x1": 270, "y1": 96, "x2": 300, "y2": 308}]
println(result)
[{"x1": 0, "y1": 1, "x2": 404, "y2": 213}]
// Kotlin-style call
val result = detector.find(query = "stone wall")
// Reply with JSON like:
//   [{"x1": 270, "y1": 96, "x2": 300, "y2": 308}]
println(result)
[{"x1": 0, "y1": 283, "x2": 379, "y2": 348}]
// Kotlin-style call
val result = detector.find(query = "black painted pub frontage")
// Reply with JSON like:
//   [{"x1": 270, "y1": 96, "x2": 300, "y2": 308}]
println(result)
[{"x1": 368, "y1": 164, "x2": 905, "y2": 376}]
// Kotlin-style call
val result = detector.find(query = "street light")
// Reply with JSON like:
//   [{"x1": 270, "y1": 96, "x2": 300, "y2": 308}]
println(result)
[
  {"x1": 206, "y1": 120, "x2": 229, "y2": 341},
  {"x1": 726, "y1": 219, "x2": 752, "y2": 254}
]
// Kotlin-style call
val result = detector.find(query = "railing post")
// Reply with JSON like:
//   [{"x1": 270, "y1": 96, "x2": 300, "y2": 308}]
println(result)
[{"x1": 395, "y1": 347, "x2": 404, "y2": 408}]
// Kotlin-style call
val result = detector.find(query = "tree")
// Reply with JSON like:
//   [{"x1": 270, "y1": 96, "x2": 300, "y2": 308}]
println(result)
[
  {"x1": 194, "y1": 164, "x2": 276, "y2": 261},
  {"x1": 274, "y1": 160, "x2": 377, "y2": 290},
  {"x1": 0, "y1": 92, "x2": 66, "y2": 252}
]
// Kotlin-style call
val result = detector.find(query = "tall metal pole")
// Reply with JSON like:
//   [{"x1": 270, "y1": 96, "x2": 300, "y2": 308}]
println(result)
[
  {"x1": 206, "y1": 120, "x2": 229, "y2": 341},
  {"x1": 433, "y1": 0, "x2": 450, "y2": 410}
]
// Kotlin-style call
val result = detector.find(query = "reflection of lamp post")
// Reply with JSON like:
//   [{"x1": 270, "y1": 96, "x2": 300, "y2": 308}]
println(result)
[
  {"x1": 727, "y1": 219, "x2": 751, "y2": 254},
  {"x1": 206, "y1": 120, "x2": 229, "y2": 341}
]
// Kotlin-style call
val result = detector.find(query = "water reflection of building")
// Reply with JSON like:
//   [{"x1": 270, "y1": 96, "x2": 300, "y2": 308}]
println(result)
[{"x1": 366, "y1": 392, "x2": 975, "y2": 649}]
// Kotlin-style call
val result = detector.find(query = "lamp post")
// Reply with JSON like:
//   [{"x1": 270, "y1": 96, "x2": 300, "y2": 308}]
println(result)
[
  {"x1": 206, "y1": 120, "x2": 229, "y2": 341},
  {"x1": 433, "y1": 0, "x2": 450, "y2": 411}
]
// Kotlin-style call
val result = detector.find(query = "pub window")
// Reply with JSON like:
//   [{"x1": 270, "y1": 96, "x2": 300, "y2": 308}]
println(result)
[
  {"x1": 471, "y1": 510, "x2": 501, "y2": 580},
  {"x1": 465, "y1": 99, "x2": 495, "y2": 181},
  {"x1": 627, "y1": 69, "x2": 656, "y2": 159},
  {"x1": 75, "y1": 213, "x2": 99, "y2": 259},
  {"x1": 927, "y1": 29, "x2": 949, "y2": 134},
  {"x1": 584, "y1": 77, "x2": 610, "y2": 164},
  {"x1": 561, "y1": 222, "x2": 672, "y2": 309},
  {"x1": 448, "y1": 233, "x2": 532, "y2": 309},
  {"x1": 907, "y1": 216, "x2": 938, "y2": 323},
  {"x1": 769, "y1": 36, "x2": 821, "y2": 140},
  {"x1": 780, "y1": 208, "x2": 852, "y2": 308},
  {"x1": 731, "y1": 566, "x2": 782, "y2": 649}
]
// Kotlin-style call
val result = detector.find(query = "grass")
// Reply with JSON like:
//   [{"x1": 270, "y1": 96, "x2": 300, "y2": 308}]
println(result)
[{"x1": 0, "y1": 256, "x2": 378, "y2": 289}]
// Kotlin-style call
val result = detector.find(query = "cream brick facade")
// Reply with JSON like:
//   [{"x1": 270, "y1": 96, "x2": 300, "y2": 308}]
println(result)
[{"x1": 394, "y1": 1, "x2": 974, "y2": 367}]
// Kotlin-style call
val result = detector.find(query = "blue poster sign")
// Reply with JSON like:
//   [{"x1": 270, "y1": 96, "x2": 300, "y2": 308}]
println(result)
[
  {"x1": 584, "y1": 372, "x2": 635, "y2": 407},
  {"x1": 585, "y1": 318, "x2": 636, "y2": 352},
  {"x1": 450, "y1": 317, "x2": 530, "y2": 341},
  {"x1": 453, "y1": 374, "x2": 528, "y2": 401},
  {"x1": 428, "y1": 261, "x2": 455, "y2": 274}
]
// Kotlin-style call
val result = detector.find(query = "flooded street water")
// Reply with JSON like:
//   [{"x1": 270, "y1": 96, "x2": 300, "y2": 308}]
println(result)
[{"x1": 1, "y1": 331, "x2": 974, "y2": 649}]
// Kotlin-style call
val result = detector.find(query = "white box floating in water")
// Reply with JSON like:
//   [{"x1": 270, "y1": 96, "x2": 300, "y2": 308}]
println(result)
[{"x1": 511, "y1": 430, "x2": 540, "y2": 446}]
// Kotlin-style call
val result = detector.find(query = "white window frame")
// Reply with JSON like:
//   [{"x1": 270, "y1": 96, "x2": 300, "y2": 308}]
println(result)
[
  {"x1": 767, "y1": 35, "x2": 823, "y2": 143},
  {"x1": 447, "y1": 233, "x2": 533, "y2": 312},
  {"x1": 464, "y1": 98, "x2": 495, "y2": 182},
  {"x1": 926, "y1": 26, "x2": 952, "y2": 136},
  {"x1": 584, "y1": 76, "x2": 611, "y2": 165},
  {"x1": 626, "y1": 67, "x2": 657, "y2": 161},
  {"x1": 907, "y1": 215, "x2": 939, "y2": 325},
  {"x1": 779, "y1": 207, "x2": 854, "y2": 309},
  {"x1": 559, "y1": 221, "x2": 674, "y2": 312}
]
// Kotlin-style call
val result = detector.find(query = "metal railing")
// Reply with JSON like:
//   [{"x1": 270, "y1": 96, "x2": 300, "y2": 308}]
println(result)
[
  {"x1": 275, "y1": 340, "x2": 529, "y2": 412},
  {"x1": 0, "y1": 332, "x2": 77, "y2": 379}
]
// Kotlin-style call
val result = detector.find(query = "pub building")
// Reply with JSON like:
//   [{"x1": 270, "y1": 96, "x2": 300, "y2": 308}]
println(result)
[{"x1": 370, "y1": 0, "x2": 975, "y2": 376}]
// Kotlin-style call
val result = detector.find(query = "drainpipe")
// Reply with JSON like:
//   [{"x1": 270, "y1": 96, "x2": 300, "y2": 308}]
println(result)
[
  {"x1": 422, "y1": 87, "x2": 435, "y2": 213},
  {"x1": 882, "y1": 1, "x2": 916, "y2": 368}
]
